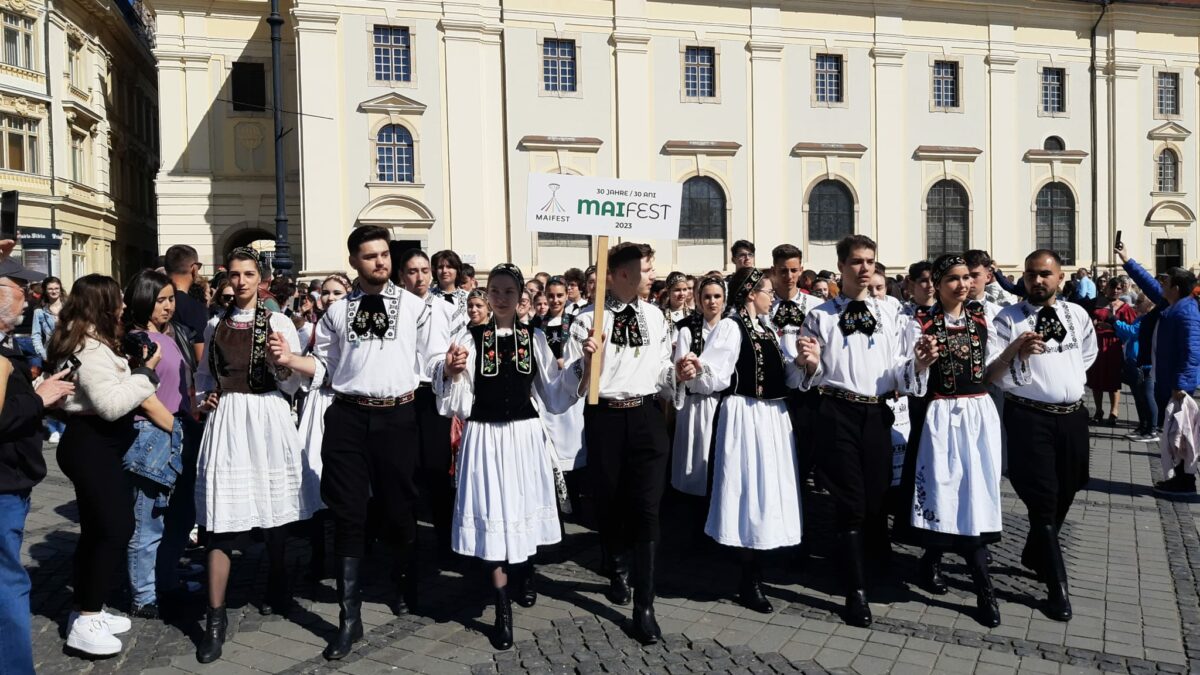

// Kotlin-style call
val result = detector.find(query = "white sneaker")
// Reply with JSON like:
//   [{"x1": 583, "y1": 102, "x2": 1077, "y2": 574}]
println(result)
[
  {"x1": 67, "y1": 610, "x2": 132, "y2": 635},
  {"x1": 66, "y1": 614, "x2": 122, "y2": 656}
]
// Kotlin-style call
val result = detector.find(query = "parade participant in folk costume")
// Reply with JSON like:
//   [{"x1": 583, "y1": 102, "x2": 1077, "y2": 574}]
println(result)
[
  {"x1": 562, "y1": 242, "x2": 690, "y2": 645},
  {"x1": 433, "y1": 249, "x2": 469, "y2": 327},
  {"x1": 393, "y1": 246, "x2": 460, "y2": 564},
  {"x1": 297, "y1": 273, "x2": 352, "y2": 583},
  {"x1": 466, "y1": 289, "x2": 491, "y2": 327},
  {"x1": 537, "y1": 277, "x2": 586, "y2": 506},
  {"x1": 905, "y1": 255, "x2": 1035, "y2": 628},
  {"x1": 892, "y1": 259, "x2": 937, "y2": 546},
  {"x1": 679, "y1": 267, "x2": 813, "y2": 613},
  {"x1": 269, "y1": 226, "x2": 450, "y2": 660},
  {"x1": 661, "y1": 272, "x2": 692, "y2": 327},
  {"x1": 192, "y1": 247, "x2": 321, "y2": 664},
  {"x1": 563, "y1": 267, "x2": 588, "y2": 321},
  {"x1": 991, "y1": 249, "x2": 1097, "y2": 622},
  {"x1": 903, "y1": 261, "x2": 936, "y2": 319},
  {"x1": 434, "y1": 263, "x2": 579, "y2": 650},
  {"x1": 796, "y1": 235, "x2": 938, "y2": 627},
  {"x1": 671, "y1": 276, "x2": 725, "y2": 499}
]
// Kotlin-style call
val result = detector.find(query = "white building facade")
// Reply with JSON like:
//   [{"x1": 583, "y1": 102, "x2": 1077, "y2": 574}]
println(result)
[{"x1": 151, "y1": 0, "x2": 1200, "y2": 277}]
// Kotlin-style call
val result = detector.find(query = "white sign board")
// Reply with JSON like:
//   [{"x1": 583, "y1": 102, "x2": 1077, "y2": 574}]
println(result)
[{"x1": 526, "y1": 173, "x2": 682, "y2": 240}]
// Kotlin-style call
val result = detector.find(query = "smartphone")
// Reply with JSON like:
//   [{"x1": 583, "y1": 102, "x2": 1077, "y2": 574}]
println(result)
[
  {"x1": 1115, "y1": 230, "x2": 1123, "y2": 251},
  {"x1": 57, "y1": 355, "x2": 82, "y2": 380}
]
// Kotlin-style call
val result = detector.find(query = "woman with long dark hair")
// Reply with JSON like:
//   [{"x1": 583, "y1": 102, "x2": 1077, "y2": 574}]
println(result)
[
  {"x1": 32, "y1": 276, "x2": 65, "y2": 441},
  {"x1": 121, "y1": 270, "x2": 196, "y2": 618},
  {"x1": 671, "y1": 276, "x2": 725, "y2": 498},
  {"x1": 49, "y1": 274, "x2": 173, "y2": 656},
  {"x1": 432, "y1": 249, "x2": 468, "y2": 327}
]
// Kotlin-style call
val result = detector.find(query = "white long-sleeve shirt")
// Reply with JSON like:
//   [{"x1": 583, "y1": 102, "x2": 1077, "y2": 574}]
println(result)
[
  {"x1": 563, "y1": 297, "x2": 676, "y2": 400},
  {"x1": 796, "y1": 295, "x2": 919, "y2": 398},
  {"x1": 990, "y1": 300, "x2": 1098, "y2": 405},
  {"x1": 314, "y1": 283, "x2": 449, "y2": 398}
]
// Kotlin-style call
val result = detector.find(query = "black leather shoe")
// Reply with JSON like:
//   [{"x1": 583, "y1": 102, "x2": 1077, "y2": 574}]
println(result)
[
  {"x1": 324, "y1": 557, "x2": 364, "y2": 660},
  {"x1": 968, "y1": 550, "x2": 1001, "y2": 628},
  {"x1": 389, "y1": 552, "x2": 418, "y2": 616},
  {"x1": 605, "y1": 551, "x2": 632, "y2": 606},
  {"x1": 919, "y1": 552, "x2": 949, "y2": 595},
  {"x1": 844, "y1": 590, "x2": 872, "y2": 627},
  {"x1": 514, "y1": 564, "x2": 537, "y2": 609},
  {"x1": 630, "y1": 541, "x2": 662, "y2": 645},
  {"x1": 260, "y1": 577, "x2": 293, "y2": 616},
  {"x1": 1039, "y1": 524, "x2": 1073, "y2": 622},
  {"x1": 490, "y1": 587, "x2": 513, "y2": 651},
  {"x1": 737, "y1": 556, "x2": 773, "y2": 613},
  {"x1": 196, "y1": 606, "x2": 227, "y2": 664},
  {"x1": 1045, "y1": 581, "x2": 1073, "y2": 622}
]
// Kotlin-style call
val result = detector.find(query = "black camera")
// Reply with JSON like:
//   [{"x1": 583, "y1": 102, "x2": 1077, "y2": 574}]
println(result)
[{"x1": 122, "y1": 331, "x2": 158, "y2": 369}]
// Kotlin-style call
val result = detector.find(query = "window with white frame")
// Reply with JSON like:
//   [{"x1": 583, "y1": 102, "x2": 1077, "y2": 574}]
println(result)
[
  {"x1": 70, "y1": 132, "x2": 84, "y2": 183},
  {"x1": 68, "y1": 41, "x2": 83, "y2": 89},
  {"x1": 72, "y1": 235, "x2": 88, "y2": 281},
  {"x1": 2, "y1": 12, "x2": 34, "y2": 71},
  {"x1": 814, "y1": 54, "x2": 844, "y2": 104},
  {"x1": 1157, "y1": 72, "x2": 1180, "y2": 116},
  {"x1": 373, "y1": 26, "x2": 412, "y2": 82},
  {"x1": 542, "y1": 39, "x2": 577, "y2": 93},
  {"x1": 932, "y1": 61, "x2": 959, "y2": 109},
  {"x1": 683, "y1": 47, "x2": 716, "y2": 98},
  {"x1": 376, "y1": 124, "x2": 414, "y2": 183},
  {"x1": 0, "y1": 114, "x2": 38, "y2": 174},
  {"x1": 1157, "y1": 149, "x2": 1179, "y2": 193},
  {"x1": 1041, "y1": 67, "x2": 1066, "y2": 114}
]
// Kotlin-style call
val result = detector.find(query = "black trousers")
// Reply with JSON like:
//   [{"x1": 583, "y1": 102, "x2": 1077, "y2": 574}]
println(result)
[
  {"x1": 58, "y1": 414, "x2": 137, "y2": 612},
  {"x1": 321, "y1": 399, "x2": 419, "y2": 558},
  {"x1": 1005, "y1": 403, "x2": 1089, "y2": 528},
  {"x1": 414, "y1": 385, "x2": 455, "y2": 549},
  {"x1": 812, "y1": 396, "x2": 894, "y2": 532},
  {"x1": 787, "y1": 390, "x2": 818, "y2": 486},
  {"x1": 584, "y1": 403, "x2": 670, "y2": 551}
]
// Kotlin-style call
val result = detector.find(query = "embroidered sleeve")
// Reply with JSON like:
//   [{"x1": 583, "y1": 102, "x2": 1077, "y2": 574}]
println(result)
[{"x1": 432, "y1": 328, "x2": 475, "y2": 419}]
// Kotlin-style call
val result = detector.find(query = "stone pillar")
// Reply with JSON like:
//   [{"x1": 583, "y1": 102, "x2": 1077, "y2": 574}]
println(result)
[
  {"x1": 985, "y1": 23, "x2": 1020, "y2": 266},
  {"x1": 749, "y1": 39, "x2": 784, "y2": 250},
  {"x1": 871, "y1": 41, "x2": 907, "y2": 261}
]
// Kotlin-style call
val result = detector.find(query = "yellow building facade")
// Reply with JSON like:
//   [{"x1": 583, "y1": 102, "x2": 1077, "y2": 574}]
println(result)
[
  {"x1": 0, "y1": 0, "x2": 158, "y2": 285},
  {"x1": 151, "y1": 0, "x2": 1200, "y2": 276}
]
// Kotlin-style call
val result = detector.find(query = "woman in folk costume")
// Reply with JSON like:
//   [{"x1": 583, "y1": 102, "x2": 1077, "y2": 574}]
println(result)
[
  {"x1": 661, "y1": 272, "x2": 693, "y2": 329},
  {"x1": 435, "y1": 263, "x2": 579, "y2": 650},
  {"x1": 535, "y1": 277, "x2": 587, "y2": 514},
  {"x1": 905, "y1": 254, "x2": 1029, "y2": 628},
  {"x1": 192, "y1": 248, "x2": 321, "y2": 663},
  {"x1": 297, "y1": 273, "x2": 352, "y2": 582},
  {"x1": 671, "y1": 276, "x2": 726, "y2": 499},
  {"x1": 678, "y1": 267, "x2": 811, "y2": 613}
]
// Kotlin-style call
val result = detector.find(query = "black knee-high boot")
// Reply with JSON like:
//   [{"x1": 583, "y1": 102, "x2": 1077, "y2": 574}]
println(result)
[
  {"x1": 919, "y1": 548, "x2": 948, "y2": 595},
  {"x1": 1039, "y1": 524, "x2": 1072, "y2": 622},
  {"x1": 390, "y1": 541, "x2": 417, "y2": 616},
  {"x1": 323, "y1": 557, "x2": 363, "y2": 660},
  {"x1": 261, "y1": 526, "x2": 292, "y2": 616},
  {"x1": 841, "y1": 530, "x2": 872, "y2": 627},
  {"x1": 967, "y1": 546, "x2": 1001, "y2": 627},
  {"x1": 736, "y1": 549, "x2": 773, "y2": 613},
  {"x1": 307, "y1": 512, "x2": 329, "y2": 583},
  {"x1": 491, "y1": 566, "x2": 513, "y2": 651},
  {"x1": 196, "y1": 605, "x2": 227, "y2": 663},
  {"x1": 630, "y1": 541, "x2": 662, "y2": 645},
  {"x1": 603, "y1": 546, "x2": 632, "y2": 606},
  {"x1": 513, "y1": 560, "x2": 538, "y2": 608}
]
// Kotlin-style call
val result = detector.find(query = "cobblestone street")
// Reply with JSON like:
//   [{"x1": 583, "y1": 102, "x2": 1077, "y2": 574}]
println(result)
[{"x1": 24, "y1": 401, "x2": 1200, "y2": 675}]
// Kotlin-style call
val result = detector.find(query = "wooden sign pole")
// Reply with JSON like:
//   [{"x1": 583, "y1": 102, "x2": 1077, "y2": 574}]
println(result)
[{"x1": 587, "y1": 235, "x2": 610, "y2": 405}]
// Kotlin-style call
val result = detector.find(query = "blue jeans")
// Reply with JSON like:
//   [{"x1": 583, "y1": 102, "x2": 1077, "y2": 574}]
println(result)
[
  {"x1": 1131, "y1": 367, "x2": 1160, "y2": 433},
  {"x1": 44, "y1": 416, "x2": 65, "y2": 437},
  {"x1": 11, "y1": 336, "x2": 39, "y2": 370},
  {"x1": 0, "y1": 492, "x2": 34, "y2": 675},
  {"x1": 128, "y1": 476, "x2": 169, "y2": 608}
]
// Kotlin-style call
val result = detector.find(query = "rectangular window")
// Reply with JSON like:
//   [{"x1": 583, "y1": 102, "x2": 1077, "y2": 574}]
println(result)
[
  {"x1": 0, "y1": 114, "x2": 37, "y2": 174},
  {"x1": 932, "y1": 61, "x2": 959, "y2": 109},
  {"x1": 814, "y1": 54, "x2": 844, "y2": 104},
  {"x1": 2, "y1": 12, "x2": 34, "y2": 71},
  {"x1": 542, "y1": 39, "x2": 577, "y2": 93},
  {"x1": 1155, "y1": 239, "x2": 1184, "y2": 274},
  {"x1": 230, "y1": 62, "x2": 266, "y2": 112},
  {"x1": 1041, "y1": 67, "x2": 1066, "y2": 114},
  {"x1": 68, "y1": 42, "x2": 82, "y2": 88},
  {"x1": 683, "y1": 47, "x2": 715, "y2": 98},
  {"x1": 373, "y1": 26, "x2": 412, "y2": 82},
  {"x1": 70, "y1": 132, "x2": 84, "y2": 182},
  {"x1": 1158, "y1": 72, "x2": 1180, "y2": 116},
  {"x1": 72, "y1": 236, "x2": 87, "y2": 281}
]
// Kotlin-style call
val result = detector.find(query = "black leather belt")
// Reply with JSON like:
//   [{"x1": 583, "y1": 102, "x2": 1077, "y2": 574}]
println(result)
[
  {"x1": 334, "y1": 391, "x2": 415, "y2": 408},
  {"x1": 1004, "y1": 393, "x2": 1083, "y2": 415},
  {"x1": 597, "y1": 396, "x2": 647, "y2": 409},
  {"x1": 818, "y1": 387, "x2": 880, "y2": 405}
]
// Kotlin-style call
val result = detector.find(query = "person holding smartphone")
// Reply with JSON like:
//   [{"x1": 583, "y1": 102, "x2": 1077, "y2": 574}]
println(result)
[{"x1": 47, "y1": 274, "x2": 174, "y2": 657}]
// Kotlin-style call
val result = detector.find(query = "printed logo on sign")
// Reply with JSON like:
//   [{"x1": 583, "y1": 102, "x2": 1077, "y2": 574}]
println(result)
[
  {"x1": 527, "y1": 173, "x2": 683, "y2": 240},
  {"x1": 540, "y1": 183, "x2": 566, "y2": 214}
]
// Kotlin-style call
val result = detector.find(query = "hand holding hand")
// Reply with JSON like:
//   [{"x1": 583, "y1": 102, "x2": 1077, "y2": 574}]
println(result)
[
  {"x1": 267, "y1": 332, "x2": 293, "y2": 367},
  {"x1": 915, "y1": 334, "x2": 940, "y2": 369},
  {"x1": 35, "y1": 368, "x2": 75, "y2": 407},
  {"x1": 796, "y1": 336, "x2": 821, "y2": 374},
  {"x1": 676, "y1": 353, "x2": 699, "y2": 382}
]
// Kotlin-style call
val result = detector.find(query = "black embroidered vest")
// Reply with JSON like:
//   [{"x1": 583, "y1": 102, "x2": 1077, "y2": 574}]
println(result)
[
  {"x1": 921, "y1": 306, "x2": 988, "y2": 398},
  {"x1": 676, "y1": 313, "x2": 709, "y2": 355},
  {"x1": 542, "y1": 321, "x2": 568, "y2": 360},
  {"x1": 731, "y1": 318, "x2": 788, "y2": 400},
  {"x1": 468, "y1": 323, "x2": 539, "y2": 422}
]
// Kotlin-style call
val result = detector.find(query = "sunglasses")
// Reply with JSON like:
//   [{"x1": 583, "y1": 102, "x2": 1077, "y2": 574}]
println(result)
[{"x1": 218, "y1": 294, "x2": 235, "y2": 302}]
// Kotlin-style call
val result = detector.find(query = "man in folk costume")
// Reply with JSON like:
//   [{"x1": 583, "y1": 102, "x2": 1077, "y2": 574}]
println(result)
[
  {"x1": 796, "y1": 235, "x2": 938, "y2": 627},
  {"x1": 991, "y1": 249, "x2": 1097, "y2": 622},
  {"x1": 270, "y1": 226, "x2": 450, "y2": 660},
  {"x1": 563, "y1": 242, "x2": 688, "y2": 645}
]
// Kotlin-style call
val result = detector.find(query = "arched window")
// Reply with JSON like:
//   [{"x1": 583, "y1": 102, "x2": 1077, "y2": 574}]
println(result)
[
  {"x1": 376, "y1": 124, "x2": 414, "y2": 183},
  {"x1": 1157, "y1": 149, "x2": 1179, "y2": 193},
  {"x1": 679, "y1": 176, "x2": 726, "y2": 243},
  {"x1": 925, "y1": 180, "x2": 969, "y2": 258},
  {"x1": 1036, "y1": 182, "x2": 1076, "y2": 264},
  {"x1": 1043, "y1": 136, "x2": 1065, "y2": 152},
  {"x1": 807, "y1": 179, "x2": 854, "y2": 242}
]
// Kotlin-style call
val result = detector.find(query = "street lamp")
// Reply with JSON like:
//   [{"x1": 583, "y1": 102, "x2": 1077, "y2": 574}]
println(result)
[{"x1": 267, "y1": 0, "x2": 292, "y2": 275}]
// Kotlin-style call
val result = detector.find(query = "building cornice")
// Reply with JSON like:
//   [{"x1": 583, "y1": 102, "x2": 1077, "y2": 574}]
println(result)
[
  {"x1": 518, "y1": 135, "x2": 603, "y2": 152},
  {"x1": 791, "y1": 142, "x2": 868, "y2": 158},
  {"x1": 662, "y1": 140, "x2": 741, "y2": 156},
  {"x1": 913, "y1": 145, "x2": 983, "y2": 161},
  {"x1": 1023, "y1": 149, "x2": 1088, "y2": 164}
]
